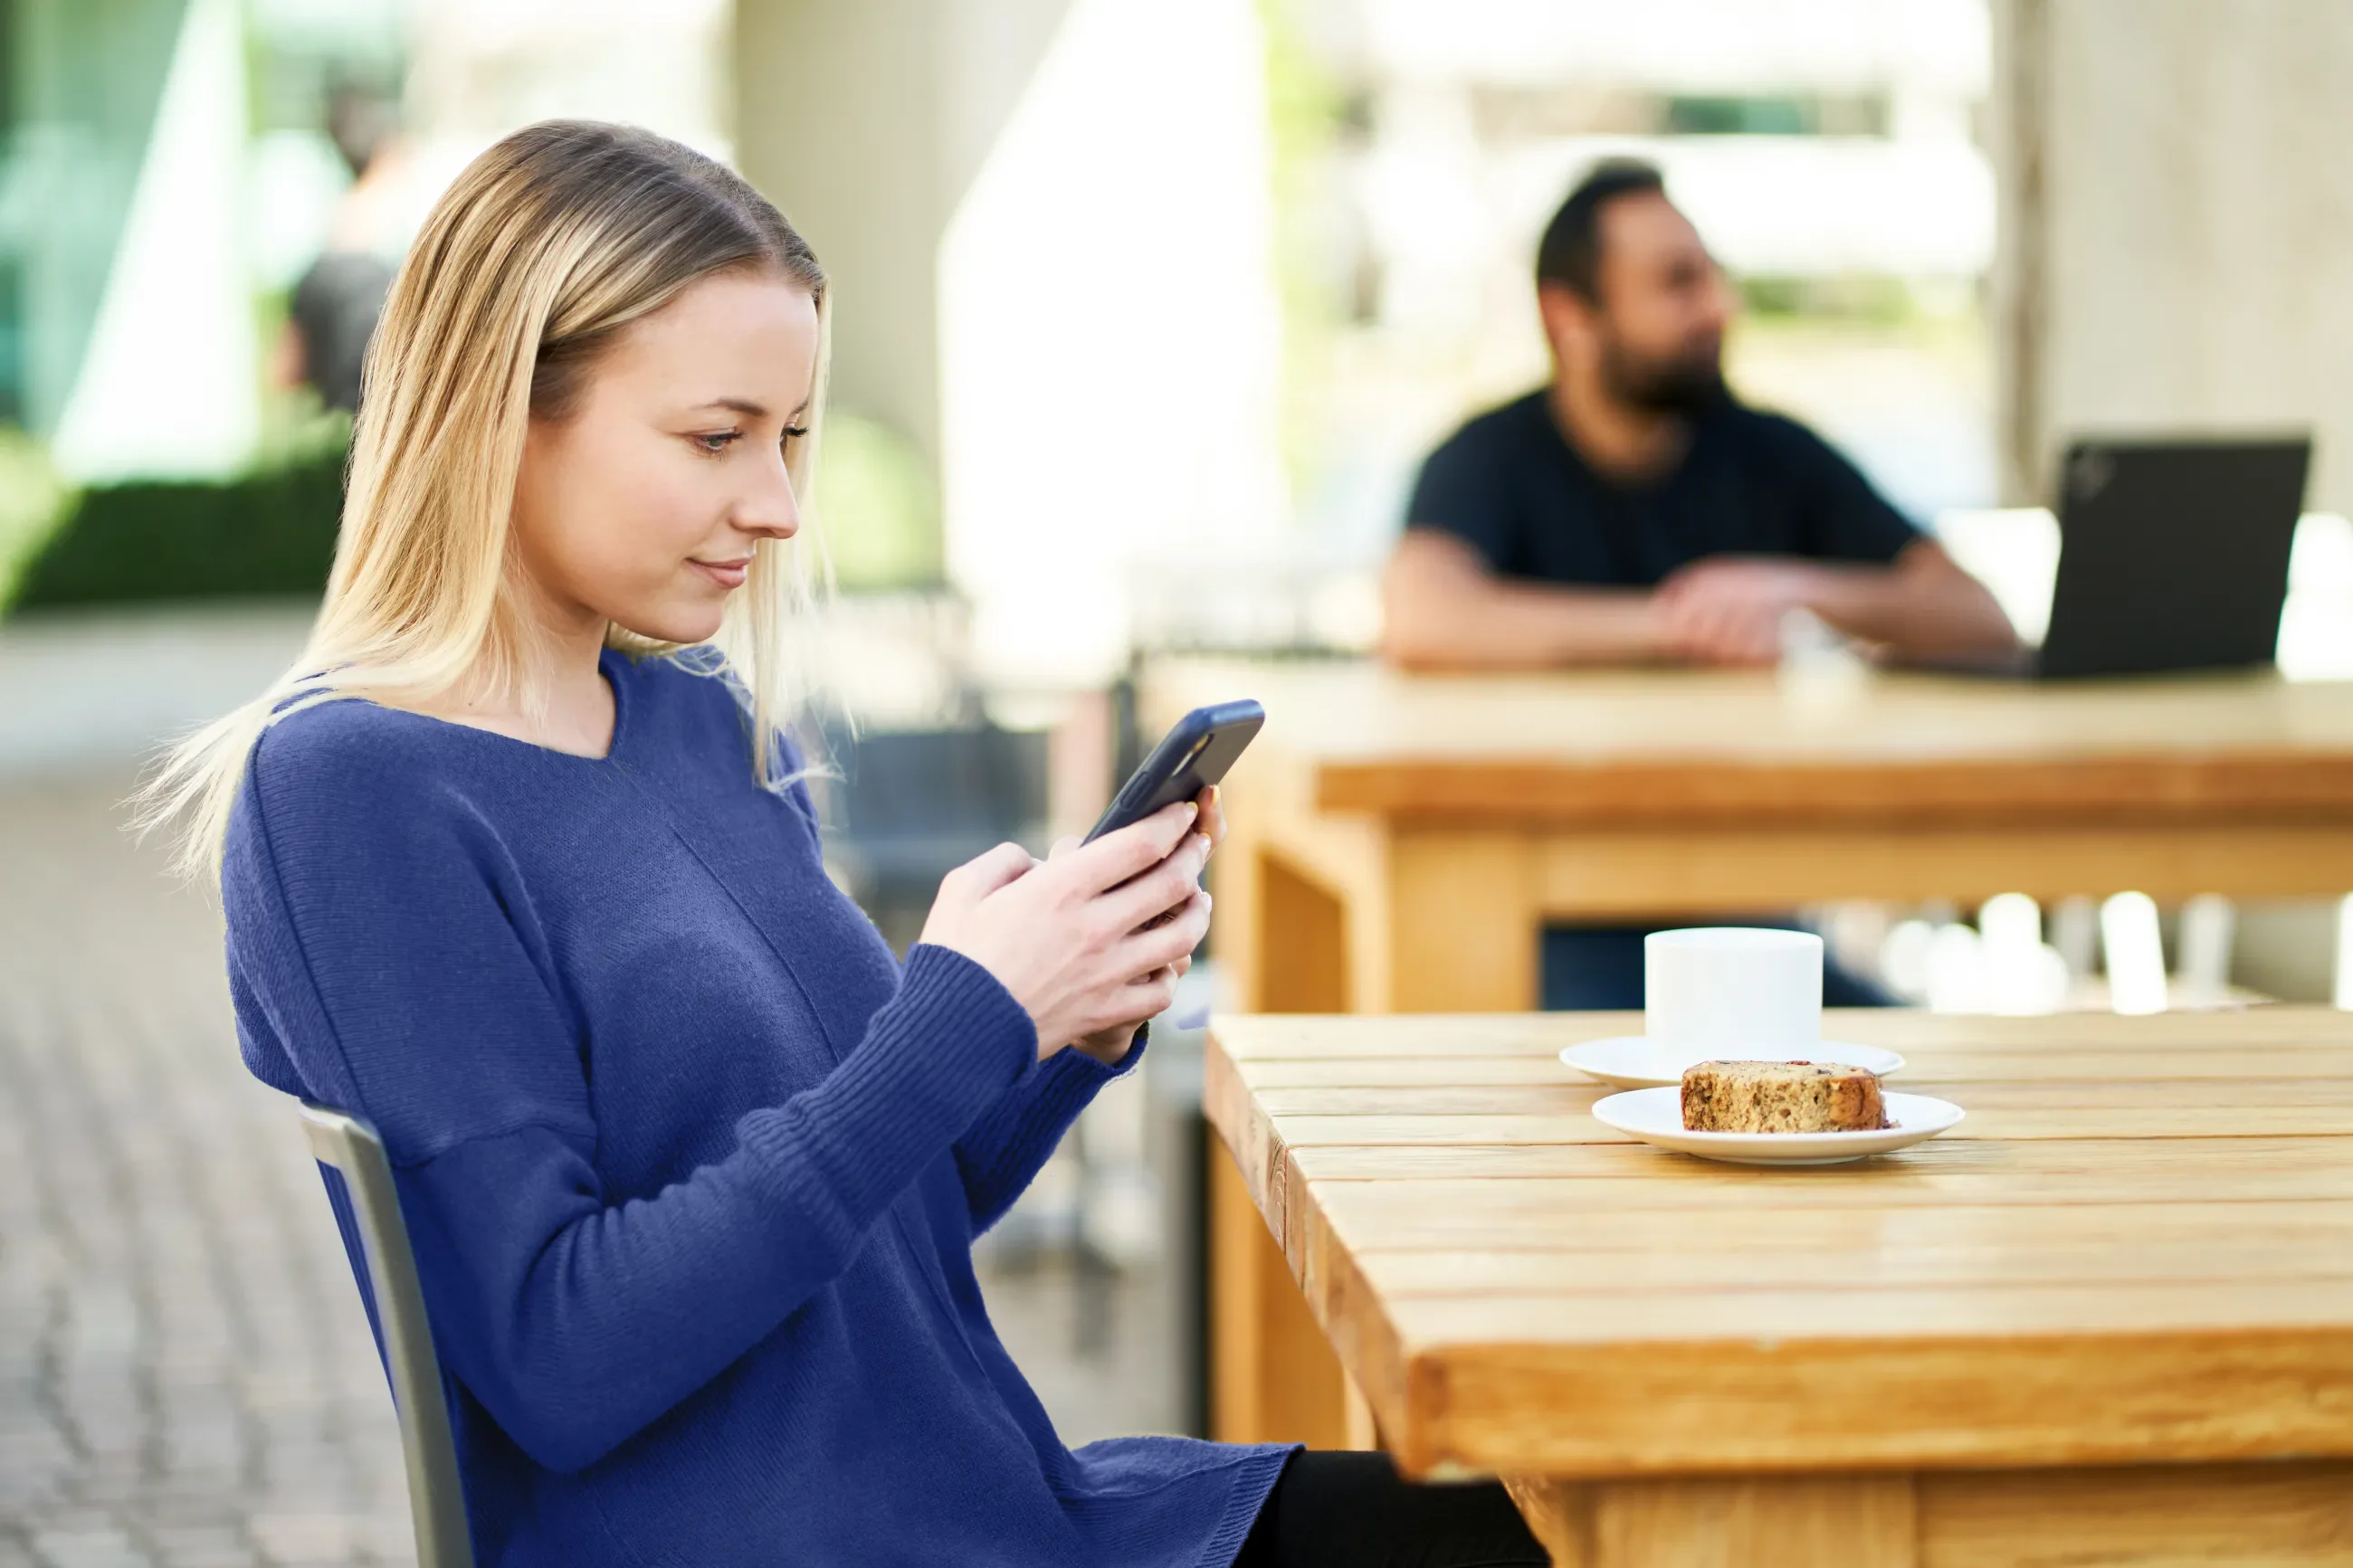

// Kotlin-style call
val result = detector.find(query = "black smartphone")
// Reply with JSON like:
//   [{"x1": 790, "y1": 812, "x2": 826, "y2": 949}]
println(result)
[{"x1": 1084, "y1": 699, "x2": 1264, "y2": 844}]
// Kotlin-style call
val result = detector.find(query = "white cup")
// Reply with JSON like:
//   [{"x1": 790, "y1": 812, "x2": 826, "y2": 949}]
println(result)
[{"x1": 1644, "y1": 927, "x2": 1823, "y2": 1055}]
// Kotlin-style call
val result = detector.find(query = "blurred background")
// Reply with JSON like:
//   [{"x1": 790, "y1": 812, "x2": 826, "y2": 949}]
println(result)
[{"x1": 5, "y1": 0, "x2": 2353, "y2": 1562}]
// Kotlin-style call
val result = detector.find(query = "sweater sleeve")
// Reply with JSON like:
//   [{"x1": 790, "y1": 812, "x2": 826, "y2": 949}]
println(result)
[
  {"x1": 952, "y1": 1032, "x2": 1146, "y2": 1234},
  {"x1": 223, "y1": 744, "x2": 1036, "y2": 1475}
]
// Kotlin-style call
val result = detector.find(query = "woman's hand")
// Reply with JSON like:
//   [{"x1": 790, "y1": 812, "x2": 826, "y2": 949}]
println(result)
[
  {"x1": 1061, "y1": 785, "x2": 1227, "y2": 1065},
  {"x1": 918, "y1": 794, "x2": 1217, "y2": 1060}
]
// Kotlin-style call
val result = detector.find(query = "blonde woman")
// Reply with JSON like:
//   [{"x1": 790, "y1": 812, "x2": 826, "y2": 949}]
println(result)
[{"x1": 150, "y1": 122, "x2": 1546, "y2": 1566}]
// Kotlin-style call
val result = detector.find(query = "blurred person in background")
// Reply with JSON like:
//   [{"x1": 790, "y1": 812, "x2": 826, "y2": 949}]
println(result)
[
  {"x1": 270, "y1": 83, "x2": 407, "y2": 414},
  {"x1": 1383, "y1": 159, "x2": 2016, "y2": 672},
  {"x1": 149, "y1": 121, "x2": 1545, "y2": 1568},
  {"x1": 1385, "y1": 161, "x2": 2013, "y2": 1010}
]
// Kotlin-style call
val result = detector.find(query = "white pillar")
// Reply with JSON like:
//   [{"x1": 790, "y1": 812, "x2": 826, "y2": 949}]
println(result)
[
  {"x1": 734, "y1": 0, "x2": 1287, "y2": 689},
  {"x1": 1992, "y1": 0, "x2": 2353, "y2": 508},
  {"x1": 731, "y1": 0, "x2": 1076, "y2": 473},
  {"x1": 938, "y1": 0, "x2": 1286, "y2": 689},
  {"x1": 51, "y1": 0, "x2": 256, "y2": 482}
]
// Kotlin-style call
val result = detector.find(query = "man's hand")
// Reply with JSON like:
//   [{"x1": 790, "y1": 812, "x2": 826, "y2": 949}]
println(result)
[
  {"x1": 1060, "y1": 785, "x2": 1227, "y2": 1066},
  {"x1": 1654, "y1": 541, "x2": 2021, "y2": 670},
  {"x1": 1651, "y1": 557, "x2": 1824, "y2": 667}
]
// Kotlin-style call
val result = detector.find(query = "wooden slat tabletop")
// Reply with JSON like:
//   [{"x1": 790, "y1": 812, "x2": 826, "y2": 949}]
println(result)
[
  {"x1": 1148, "y1": 659, "x2": 2353, "y2": 826},
  {"x1": 1205, "y1": 1009, "x2": 2353, "y2": 1480}
]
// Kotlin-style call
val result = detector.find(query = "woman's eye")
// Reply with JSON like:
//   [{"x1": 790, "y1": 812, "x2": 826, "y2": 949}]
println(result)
[
  {"x1": 694, "y1": 431, "x2": 740, "y2": 454},
  {"x1": 780, "y1": 424, "x2": 809, "y2": 448}
]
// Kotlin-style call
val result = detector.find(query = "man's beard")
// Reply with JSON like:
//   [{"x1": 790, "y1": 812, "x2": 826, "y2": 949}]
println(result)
[{"x1": 1597, "y1": 333, "x2": 1725, "y2": 414}]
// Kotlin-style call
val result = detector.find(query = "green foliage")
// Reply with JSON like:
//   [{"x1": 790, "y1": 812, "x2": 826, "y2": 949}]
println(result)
[
  {"x1": 1738, "y1": 274, "x2": 1939, "y2": 325},
  {"x1": 0, "y1": 430, "x2": 72, "y2": 609},
  {"x1": 814, "y1": 411, "x2": 942, "y2": 591},
  {"x1": 7, "y1": 423, "x2": 348, "y2": 613},
  {"x1": 1661, "y1": 91, "x2": 1889, "y2": 139},
  {"x1": 4, "y1": 405, "x2": 949, "y2": 613},
  {"x1": 1258, "y1": 0, "x2": 1348, "y2": 499}
]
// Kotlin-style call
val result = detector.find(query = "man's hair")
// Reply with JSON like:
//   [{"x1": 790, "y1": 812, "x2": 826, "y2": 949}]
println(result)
[{"x1": 1534, "y1": 159, "x2": 1668, "y2": 302}]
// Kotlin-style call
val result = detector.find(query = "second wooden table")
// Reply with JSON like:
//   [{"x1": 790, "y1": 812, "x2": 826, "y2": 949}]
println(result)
[{"x1": 1146, "y1": 659, "x2": 2353, "y2": 1013}]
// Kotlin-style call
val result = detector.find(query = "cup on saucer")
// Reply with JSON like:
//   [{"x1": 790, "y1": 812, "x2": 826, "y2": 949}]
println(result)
[{"x1": 1559, "y1": 927, "x2": 1905, "y2": 1089}]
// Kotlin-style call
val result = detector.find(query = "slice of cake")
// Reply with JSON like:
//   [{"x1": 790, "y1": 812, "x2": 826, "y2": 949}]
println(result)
[{"x1": 1681, "y1": 1060, "x2": 1889, "y2": 1134}]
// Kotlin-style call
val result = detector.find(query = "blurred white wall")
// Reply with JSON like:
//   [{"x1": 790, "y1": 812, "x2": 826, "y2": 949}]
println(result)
[
  {"x1": 938, "y1": 0, "x2": 1287, "y2": 688},
  {"x1": 1345, "y1": 0, "x2": 1986, "y2": 89},
  {"x1": 1993, "y1": 0, "x2": 2353, "y2": 508},
  {"x1": 405, "y1": 0, "x2": 733, "y2": 157},
  {"x1": 733, "y1": 0, "x2": 1074, "y2": 473},
  {"x1": 736, "y1": 0, "x2": 1285, "y2": 688},
  {"x1": 390, "y1": 0, "x2": 736, "y2": 264}
]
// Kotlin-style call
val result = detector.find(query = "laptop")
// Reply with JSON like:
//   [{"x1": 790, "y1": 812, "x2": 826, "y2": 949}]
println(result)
[{"x1": 2031, "y1": 436, "x2": 2310, "y2": 679}]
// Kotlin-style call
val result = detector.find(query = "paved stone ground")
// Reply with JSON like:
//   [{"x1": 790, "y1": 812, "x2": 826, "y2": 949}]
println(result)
[
  {"x1": 1, "y1": 774, "x2": 414, "y2": 1566},
  {"x1": 0, "y1": 772, "x2": 1184, "y2": 1566}
]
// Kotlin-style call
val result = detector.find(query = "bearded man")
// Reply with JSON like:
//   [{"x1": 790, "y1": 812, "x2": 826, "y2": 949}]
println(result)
[{"x1": 1384, "y1": 159, "x2": 2015, "y2": 672}]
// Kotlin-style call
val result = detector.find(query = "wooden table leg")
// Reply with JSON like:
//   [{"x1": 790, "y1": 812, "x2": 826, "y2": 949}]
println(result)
[
  {"x1": 1385, "y1": 828, "x2": 1541, "y2": 1012},
  {"x1": 1504, "y1": 1475, "x2": 1918, "y2": 1568},
  {"x1": 1207, "y1": 824, "x2": 1543, "y2": 1443},
  {"x1": 1502, "y1": 1463, "x2": 2353, "y2": 1567},
  {"x1": 1205, "y1": 825, "x2": 1363, "y2": 1449},
  {"x1": 1206, "y1": 1129, "x2": 1352, "y2": 1449}
]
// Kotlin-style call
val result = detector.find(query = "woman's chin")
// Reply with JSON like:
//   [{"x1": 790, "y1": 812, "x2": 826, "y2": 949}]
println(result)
[{"x1": 617, "y1": 600, "x2": 728, "y2": 646}]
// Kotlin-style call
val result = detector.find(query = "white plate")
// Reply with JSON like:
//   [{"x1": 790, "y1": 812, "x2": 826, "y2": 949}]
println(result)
[
  {"x1": 1558, "y1": 1036, "x2": 1907, "y2": 1091},
  {"x1": 1591, "y1": 1087, "x2": 1965, "y2": 1166}
]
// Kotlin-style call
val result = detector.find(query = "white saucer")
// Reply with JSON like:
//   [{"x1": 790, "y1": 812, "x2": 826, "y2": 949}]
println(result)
[
  {"x1": 1558, "y1": 1036, "x2": 1906, "y2": 1091},
  {"x1": 1591, "y1": 1087, "x2": 1965, "y2": 1166}
]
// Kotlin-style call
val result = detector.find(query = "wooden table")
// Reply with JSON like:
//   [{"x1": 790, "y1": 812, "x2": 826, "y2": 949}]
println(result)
[
  {"x1": 1145, "y1": 659, "x2": 2353, "y2": 1015},
  {"x1": 1206, "y1": 1008, "x2": 2353, "y2": 1566}
]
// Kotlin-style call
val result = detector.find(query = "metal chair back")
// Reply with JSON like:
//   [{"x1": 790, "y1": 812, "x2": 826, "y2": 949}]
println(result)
[{"x1": 299, "y1": 1101, "x2": 475, "y2": 1568}]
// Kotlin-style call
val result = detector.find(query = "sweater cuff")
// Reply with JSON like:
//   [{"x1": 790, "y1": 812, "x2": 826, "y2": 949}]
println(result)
[
  {"x1": 1028, "y1": 1024, "x2": 1148, "y2": 1122},
  {"x1": 900, "y1": 943, "x2": 1040, "y2": 1070},
  {"x1": 1053, "y1": 1021, "x2": 1149, "y2": 1083},
  {"x1": 735, "y1": 944, "x2": 1037, "y2": 1230},
  {"x1": 976, "y1": 1025, "x2": 1148, "y2": 1147}
]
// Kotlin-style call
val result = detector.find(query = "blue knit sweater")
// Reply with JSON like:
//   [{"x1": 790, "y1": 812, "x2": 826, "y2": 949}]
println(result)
[{"x1": 222, "y1": 645, "x2": 1292, "y2": 1566}]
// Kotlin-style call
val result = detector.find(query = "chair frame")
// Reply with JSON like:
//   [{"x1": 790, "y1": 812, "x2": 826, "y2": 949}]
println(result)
[{"x1": 300, "y1": 1102, "x2": 476, "y2": 1568}]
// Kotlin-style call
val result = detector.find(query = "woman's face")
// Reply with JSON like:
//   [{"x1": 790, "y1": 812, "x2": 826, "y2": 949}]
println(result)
[{"x1": 510, "y1": 269, "x2": 820, "y2": 645}]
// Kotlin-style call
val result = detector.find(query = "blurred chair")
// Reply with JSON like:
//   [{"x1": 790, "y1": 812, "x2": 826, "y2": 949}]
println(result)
[
  {"x1": 2339, "y1": 896, "x2": 2353, "y2": 1012},
  {"x1": 817, "y1": 724, "x2": 1051, "y2": 947},
  {"x1": 299, "y1": 1102, "x2": 475, "y2": 1568},
  {"x1": 2175, "y1": 894, "x2": 2237, "y2": 1008}
]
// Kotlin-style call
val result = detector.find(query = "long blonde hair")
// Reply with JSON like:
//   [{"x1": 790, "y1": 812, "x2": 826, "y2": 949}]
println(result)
[{"x1": 138, "y1": 120, "x2": 830, "y2": 885}]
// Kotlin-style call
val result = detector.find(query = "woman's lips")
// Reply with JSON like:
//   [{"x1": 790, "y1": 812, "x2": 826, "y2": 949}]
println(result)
[{"x1": 690, "y1": 557, "x2": 750, "y2": 589}]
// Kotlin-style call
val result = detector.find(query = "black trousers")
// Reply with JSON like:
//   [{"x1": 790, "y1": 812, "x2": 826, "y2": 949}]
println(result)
[{"x1": 1233, "y1": 1450, "x2": 1549, "y2": 1568}]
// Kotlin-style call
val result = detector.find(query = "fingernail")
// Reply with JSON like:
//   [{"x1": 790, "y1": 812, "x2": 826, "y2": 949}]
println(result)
[{"x1": 1184, "y1": 802, "x2": 1199, "y2": 822}]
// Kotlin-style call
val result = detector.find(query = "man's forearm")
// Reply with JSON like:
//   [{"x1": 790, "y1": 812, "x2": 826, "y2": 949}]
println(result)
[{"x1": 1803, "y1": 546, "x2": 2019, "y2": 665}]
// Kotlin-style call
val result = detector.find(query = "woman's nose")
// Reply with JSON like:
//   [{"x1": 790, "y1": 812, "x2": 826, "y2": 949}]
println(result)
[{"x1": 734, "y1": 456, "x2": 801, "y2": 541}]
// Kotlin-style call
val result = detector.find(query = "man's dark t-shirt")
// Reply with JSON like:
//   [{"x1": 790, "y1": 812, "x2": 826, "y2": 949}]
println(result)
[{"x1": 1405, "y1": 390, "x2": 1918, "y2": 584}]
